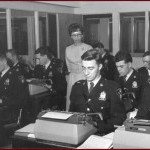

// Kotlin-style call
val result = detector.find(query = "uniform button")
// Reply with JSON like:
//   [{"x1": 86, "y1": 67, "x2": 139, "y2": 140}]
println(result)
[
  {"x1": 88, "y1": 99, "x2": 91, "y2": 102},
  {"x1": 87, "y1": 108, "x2": 90, "y2": 111},
  {"x1": 101, "y1": 107, "x2": 103, "y2": 110}
]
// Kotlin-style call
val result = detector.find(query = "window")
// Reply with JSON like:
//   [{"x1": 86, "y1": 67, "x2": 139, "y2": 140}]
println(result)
[
  {"x1": 83, "y1": 14, "x2": 112, "y2": 52},
  {"x1": 120, "y1": 12, "x2": 145, "y2": 54},
  {"x1": 0, "y1": 9, "x2": 7, "y2": 53}
]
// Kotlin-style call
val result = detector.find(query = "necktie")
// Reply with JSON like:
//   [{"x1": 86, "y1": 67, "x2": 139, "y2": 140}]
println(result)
[
  {"x1": 89, "y1": 82, "x2": 94, "y2": 93},
  {"x1": 123, "y1": 75, "x2": 127, "y2": 82}
]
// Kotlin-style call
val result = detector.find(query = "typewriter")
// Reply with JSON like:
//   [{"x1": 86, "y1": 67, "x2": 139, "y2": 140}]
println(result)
[{"x1": 34, "y1": 110, "x2": 98, "y2": 145}]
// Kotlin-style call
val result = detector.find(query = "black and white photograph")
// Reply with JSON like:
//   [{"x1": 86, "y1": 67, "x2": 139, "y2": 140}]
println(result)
[{"x1": 0, "y1": 1, "x2": 150, "y2": 148}]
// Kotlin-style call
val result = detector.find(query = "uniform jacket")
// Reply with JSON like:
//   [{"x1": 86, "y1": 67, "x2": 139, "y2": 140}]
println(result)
[
  {"x1": 115, "y1": 69, "x2": 143, "y2": 108},
  {"x1": 0, "y1": 68, "x2": 27, "y2": 108},
  {"x1": 136, "y1": 83, "x2": 150, "y2": 120},
  {"x1": 10, "y1": 61, "x2": 32, "y2": 79},
  {"x1": 101, "y1": 52, "x2": 118, "y2": 81},
  {"x1": 138, "y1": 67, "x2": 150, "y2": 88},
  {"x1": 69, "y1": 77, "x2": 126, "y2": 134},
  {"x1": 33, "y1": 57, "x2": 67, "y2": 96}
]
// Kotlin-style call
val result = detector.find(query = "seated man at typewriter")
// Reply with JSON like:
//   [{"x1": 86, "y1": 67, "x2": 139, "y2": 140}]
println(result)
[
  {"x1": 69, "y1": 49, "x2": 126, "y2": 135},
  {"x1": 0, "y1": 54, "x2": 28, "y2": 145},
  {"x1": 34, "y1": 46, "x2": 67, "y2": 110},
  {"x1": 5, "y1": 49, "x2": 32, "y2": 79},
  {"x1": 114, "y1": 51, "x2": 143, "y2": 113}
]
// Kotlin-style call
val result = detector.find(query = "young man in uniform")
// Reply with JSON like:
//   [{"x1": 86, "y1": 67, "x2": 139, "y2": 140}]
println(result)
[
  {"x1": 0, "y1": 54, "x2": 28, "y2": 145},
  {"x1": 5, "y1": 49, "x2": 32, "y2": 79},
  {"x1": 35, "y1": 46, "x2": 67, "y2": 110},
  {"x1": 69, "y1": 49, "x2": 126, "y2": 135},
  {"x1": 115, "y1": 51, "x2": 143, "y2": 113}
]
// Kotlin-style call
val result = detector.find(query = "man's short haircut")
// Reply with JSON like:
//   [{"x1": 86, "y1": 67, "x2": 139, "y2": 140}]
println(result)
[
  {"x1": 81, "y1": 48, "x2": 102, "y2": 65},
  {"x1": 6, "y1": 49, "x2": 17, "y2": 56},
  {"x1": 143, "y1": 51, "x2": 150, "y2": 57},
  {"x1": 35, "y1": 46, "x2": 53, "y2": 59},
  {"x1": 92, "y1": 41, "x2": 104, "y2": 49},
  {"x1": 68, "y1": 23, "x2": 84, "y2": 36},
  {"x1": 115, "y1": 51, "x2": 132, "y2": 63}
]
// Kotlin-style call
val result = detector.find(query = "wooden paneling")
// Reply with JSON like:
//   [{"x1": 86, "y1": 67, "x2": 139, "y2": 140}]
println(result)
[{"x1": 58, "y1": 13, "x2": 82, "y2": 60}]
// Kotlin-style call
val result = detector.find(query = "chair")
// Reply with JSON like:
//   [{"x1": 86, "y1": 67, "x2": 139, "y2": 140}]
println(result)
[
  {"x1": 3, "y1": 108, "x2": 22, "y2": 131},
  {"x1": 0, "y1": 107, "x2": 22, "y2": 146}
]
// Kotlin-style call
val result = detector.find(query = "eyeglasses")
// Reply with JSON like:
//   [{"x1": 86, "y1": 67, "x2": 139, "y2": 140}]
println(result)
[{"x1": 71, "y1": 34, "x2": 82, "y2": 37}]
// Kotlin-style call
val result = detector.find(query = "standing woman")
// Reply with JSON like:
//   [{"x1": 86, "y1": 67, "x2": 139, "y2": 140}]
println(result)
[{"x1": 65, "y1": 23, "x2": 92, "y2": 111}]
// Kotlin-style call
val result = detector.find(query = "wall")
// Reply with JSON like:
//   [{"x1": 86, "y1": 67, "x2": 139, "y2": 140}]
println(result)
[
  {"x1": 74, "y1": 2, "x2": 150, "y2": 14},
  {"x1": 0, "y1": 1, "x2": 75, "y2": 14},
  {"x1": 133, "y1": 57, "x2": 143, "y2": 69},
  {"x1": 74, "y1": 1, "x2": 150, "y2": 69},
  {"x1": 58, "y1": 13, "x2": 82, "y2": 60}
]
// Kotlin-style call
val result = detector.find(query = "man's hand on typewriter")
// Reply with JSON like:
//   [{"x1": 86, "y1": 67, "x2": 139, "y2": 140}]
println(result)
[
  {"x1": 44, "y1": 84, "x2": 52, "y2": 91},
  {"x1": 85, "y1": 116, "x2": 97, "y2": 127}
]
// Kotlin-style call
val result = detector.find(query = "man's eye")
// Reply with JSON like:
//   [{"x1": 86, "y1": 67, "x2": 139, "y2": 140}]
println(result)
[{"x1": 89, "y1": 68, "x2": 94, "y2": 70}]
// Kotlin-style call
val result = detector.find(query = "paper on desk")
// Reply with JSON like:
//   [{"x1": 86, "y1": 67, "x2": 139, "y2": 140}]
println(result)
[
  {"x1": 103, "y1": 132, "x2": 114, "y2": 140},
  {"x1": 127, "y1": 109, "x2": 138, "y2": 119},
  {"x1": 77, "y1": 135, "x2": 113, "y2": 149},
  {"x1": 41, "y1": 112, "x2": 73, "y2": 120},
  {"x1": 16, "y1": 123, "x2": 35, "y2": 134},
  {"x1": 28, "y1": 133, "x2": 35, "y2": 138}
]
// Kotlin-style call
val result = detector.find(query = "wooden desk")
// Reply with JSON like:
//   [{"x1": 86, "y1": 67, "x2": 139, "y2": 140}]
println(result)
[{"x1": 29, "y1": 92, "x2": 51, "y2": 122}]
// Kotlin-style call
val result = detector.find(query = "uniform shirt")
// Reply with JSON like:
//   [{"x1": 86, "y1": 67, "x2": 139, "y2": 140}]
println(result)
[
  {"x1": 87, "y1": 76, "x2": 101, "y2": 91},
  {"x1": 125, "y1": 69, "x2": 133, "y2": 81},
  {"x1": 69, "y1": 77, "x2": 126, "y2": 134},
  {"x1": 115, "y1": 69, "x2": 143, "y2": 108},
  {"x1": 1, "y1": 67, "x2": 9, "y2": 77},
  {"x1": 44, "y1": 60, "x2": 51, "y2": 70}
]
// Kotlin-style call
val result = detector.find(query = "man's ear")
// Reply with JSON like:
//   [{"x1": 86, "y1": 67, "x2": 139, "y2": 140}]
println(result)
[
  {"x1": 99, "y1": 64, "x2": 102, "y2": 71},
  {"x1": 128, "y1": 62, "x2": 132, "y2": 68}
]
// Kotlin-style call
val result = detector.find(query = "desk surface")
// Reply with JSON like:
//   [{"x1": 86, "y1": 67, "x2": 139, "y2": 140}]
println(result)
[
  {"x1": 12, "y1": 134, "x2": 79, "y2": 148},
  {"x1": 12, "y1": 123, "x2": 79, "y2": 148}
]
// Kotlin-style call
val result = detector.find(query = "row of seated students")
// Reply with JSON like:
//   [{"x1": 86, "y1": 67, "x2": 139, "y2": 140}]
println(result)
[
  {"x1": 114, "y1": 50, "x2": 150, "y2": 120},
  {"x1": 69, "y1": 47, "x2": 150, "y2": 135},
  {"x1": 0, "y1": 44, "x2": 150, "y2": 144},
  {"x1": 91, "y1": 41, "x2": 150, "y2": 119},
  {"x1": 6, "y1": 47, "x2": 67, "y2": 112},
  {"x1": 0, "y1": 47, "x2": 67, "y2": 146}
]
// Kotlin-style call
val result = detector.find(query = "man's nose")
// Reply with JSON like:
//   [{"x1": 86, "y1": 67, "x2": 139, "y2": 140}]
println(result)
[
  {"x1": 117, "y1": 67, "x2": 121, "y2": 72},
  {"x1": 84, "y1": 69, "x2": 89, "y2": 75}
]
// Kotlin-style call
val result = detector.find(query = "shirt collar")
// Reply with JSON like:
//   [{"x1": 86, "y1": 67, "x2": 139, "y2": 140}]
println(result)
[
  {"x1": 148, "y1": 69, "x2": 150, "y2": 76},
  {"x1": 45, "y1": 60, "x2": 51, "y2": 69},
  {"x1": 1, "y1": 67, "x2": 10, "y2": 77},
  {"x1": 125, "y1": 69, "x2": 133, "y2": 81},
  {"x1": 87, "y1": 75, "x2": 101, "y2": 87}
]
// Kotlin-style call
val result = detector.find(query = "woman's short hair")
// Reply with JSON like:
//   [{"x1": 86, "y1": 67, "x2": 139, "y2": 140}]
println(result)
[{"x1": 68, "y1": 23, "x2": 84, "y2": 36}]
